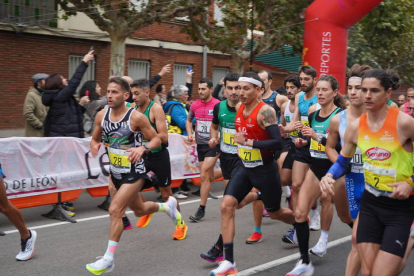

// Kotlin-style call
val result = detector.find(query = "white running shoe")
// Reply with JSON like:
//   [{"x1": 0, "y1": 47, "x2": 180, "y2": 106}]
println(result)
[
  {"x1": 210, "y1": 260, "x2": 238, "y2": 276},
  {"x1": 166, "y1": 196, "x2": 183, "y2": 226},
  {"x1": 286, "y1": 259, "x2": 314, "y2": 276},
  {"x1": 16, "y1": 229, "x2": 37, "y2": 261},
  {"x1": 173, "y1": 191, "x2": 188, "y2": 199},
  {"x1": 309, "y1": 209, "x2": 320, "y2": 231},
  {"x1": 310, "y1": 240, "x2": 327, "y2": 257},
  {"x1": 86, "y1": 256, "x2": 114, "y2": 275}
]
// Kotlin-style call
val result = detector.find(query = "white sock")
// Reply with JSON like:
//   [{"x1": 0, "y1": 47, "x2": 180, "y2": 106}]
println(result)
[
  {"x1": 282, "y1": 186, "x2": 291, "y2": 197},
  {"x1": 320, "y1": 230, "x2": 329, "y2": 243}
]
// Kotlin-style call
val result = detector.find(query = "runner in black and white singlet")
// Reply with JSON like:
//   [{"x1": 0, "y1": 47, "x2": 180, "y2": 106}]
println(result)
[{"x1": 86, "y1": 77, "x2": 184, "y2": 275}]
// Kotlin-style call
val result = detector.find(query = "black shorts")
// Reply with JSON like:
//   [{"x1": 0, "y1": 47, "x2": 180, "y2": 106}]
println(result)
[
  {"x1": 224, "y1": 161, "x2": 282, "y2": 212},
  {"x1": 145, "y1": 148, "x2": 171, "y2": 188},
  {"x1": 111, "y1": 172, "x2": 149, "y2": 190},
  {"x1": 282, "y1": 145, "x2": 296, "y2": 170},
  {"x1": 197, "y1": 144, "x2": 220, "y2": 162},
  {"x1": 357, "y1": 191, "x2": 414, "y2": 258},
  {"x1": 219, "y1": 152, "x2": 242, "y2": 180},
  {"x1": 294, "y1": 146, "x2": 312, "y2": 164},
  {"x1": 282, "y1": 137, "x2": 293, "y2": 152},
  {"x1": 309, "y1": 158, "x2": 332, "y2": 180}
]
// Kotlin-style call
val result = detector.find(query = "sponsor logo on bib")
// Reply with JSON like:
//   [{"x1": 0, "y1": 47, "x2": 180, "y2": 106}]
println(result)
[{"x1": 365, "y1": 147, "x2": 391, "y2": 161}]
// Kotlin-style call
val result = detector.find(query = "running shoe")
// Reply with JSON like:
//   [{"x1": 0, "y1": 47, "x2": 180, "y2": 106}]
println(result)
[
  {"x1": 173, "y1": 191, "x2": 188, "y2": 199},
  {"x1": 172, "y1": 222, "x2": 188, "y2": 240},
  {"x1": 166, "y1": 196, "x2": 183, "y2": 226},
  {"x1": 86, "y1": 256, "x2": 114, "y2": 275},
  {"x1": 282, "y1": 229, "x2": 298, "y2": 244},
  {"x1": 0, "y1": 231, "x2": 5, "y2": 236},
  {"x1": 189, "y1": 206, "x2": 205, "y2": 222},
  {"x1": 136, "y1": 213, "x2": 154, "y2": 228},
  {"x1": 286, "y1": 259, "x2": 314, "y2": 276},
  {"x1": 210, "y1": 260, "x2": 238, "y2": 276},
  {"x1": 310, "y1": 240, "x2": 327, "y2": 257},
  {"x1": 200, "y1": 245, "x2": 223, "y2": 263},
  {"x1": 192, "y1": 188, "x2": 201, "y2": 196},
  {"x1": 309, "y1": 209, "x2": 320, "y2": 231},
  {"x1": 16, "y1": 229, "x2": 37, "y2": 261},
  {"x1": 122, "y1": 216, "x2": 132, "y2": 230},
  {"x1": 65, "y1": 210, "x2": 76, "y2": 217},
  {"x1": 262, "y1": 208, "x2": 270, "y2": 217},
  {"x1": 246, "y1": 231, "x2": 262, "y2": 244},
  {"x1": 62, "y1": 202, "x2": 75, "y2": 211}
]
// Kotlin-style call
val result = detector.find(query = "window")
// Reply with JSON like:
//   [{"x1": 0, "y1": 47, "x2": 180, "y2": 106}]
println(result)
[
  {"x1": 214, "y1": 1, "x2": 224, "y2": 26},
  {"x1": 0, "y1": 0, "x2": 57, "y2": 27},
  {"x1": 213, "y1": 67, "x2": 229, "y2": 98},
  {"x1": 128, "y1": 60, "x2": 150, "y2": 80},
  {"x1": 174, "y1": 64, "x2": 191, "y2": 86},
  {"x1": 68, "y1": 55, "x2": 95, "y2": 93}
]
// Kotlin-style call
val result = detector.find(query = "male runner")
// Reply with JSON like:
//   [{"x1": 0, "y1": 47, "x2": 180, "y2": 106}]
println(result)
[
  {"x1": 199, "y1": 72, "x2": 241, "y2": 262},
  {"x1": 210, "y1": 72, "x2": 295, "y2": 276},
  {"x1": 186, "y1": 78, "x2": 221, "y2": 222},
  {"x1": 131, "y1": 78, "x2": 188, "y2": 240},
  {"x1": 320, "y1": 69, "x2": 414, "y2": 276},
  {"x1": 0, "y1": 164, "x2": 37, "y2": 261},
  {"x1": 86, "y1": 77, "x2": 183, "y2": 275}
]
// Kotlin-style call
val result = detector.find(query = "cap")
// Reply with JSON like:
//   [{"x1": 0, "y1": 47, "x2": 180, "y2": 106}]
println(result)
[{"x1": 31, "y1": 73, "x2": 49, "y2": 85}]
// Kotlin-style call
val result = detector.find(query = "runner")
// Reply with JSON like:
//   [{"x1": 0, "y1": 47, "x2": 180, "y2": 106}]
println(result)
[
  {"x1": 399, "y1": 87, "x2": 414, "y2": 114},
  {"x1": 286, "y1": 75, "x2": 344, "y2": 276},
  {"x1": 199, "y1": 72, "x2": 242, "y2": 262},
  {"x1": 131, "y1": 78, "x2": 188, "y2": 240},
  {"x1": 210, "y1": 72, "x2": 295, "y2": 276},
  {"x1": 0, "y1": 164, "x2": 37, "y2": 261},
  {"x1": 324, "y1": 64, "x2": 372, "y2": 276},
  {"x1": 320, "y1": 69, "x2": 414, "y2": 276},
  {"x1": 186, "y1": 78, "x2": 221, "y2": 222},
  {"x1": 86, "y1": 77, "x2": 183, "y2": 275}
]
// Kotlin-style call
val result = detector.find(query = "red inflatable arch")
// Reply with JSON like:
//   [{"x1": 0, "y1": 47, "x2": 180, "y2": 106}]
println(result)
[{"x1": 303, "y1": 0, "x2": 383, "y2": 93}]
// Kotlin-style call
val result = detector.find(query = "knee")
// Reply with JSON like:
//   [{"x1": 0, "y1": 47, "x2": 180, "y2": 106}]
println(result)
[
  {"x1": 361, "y1": 268, "x2": 371, "y2": 276},
  {"x1": 294, "y1": 207, "x2": 307, "y2": 222},
  {"x1": 292, "y1": 181, "x2": 301, "y2": 193},
  {"x1": 320, "y1": 193, "x2": 332, "y2": 204},
  {"x1": 269, "y1": 209, "x2": 281, "y2": 220},
  {"x1": 108, "y1": 204, "x2": 123, "y2": 218},
  {"x1": 0, "y1": 204, "x2": 7, "y2": 214},
  {"x1": 220, "y1": 201, "x2": 236, "y2": 216},
  {"x1": 0, "y1": 202, "x2": 11, "y2": 214}
]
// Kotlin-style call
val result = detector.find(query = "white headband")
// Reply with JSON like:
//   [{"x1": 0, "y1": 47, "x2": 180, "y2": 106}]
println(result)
[
  {"x1": 238, "y1": 77, "x2": 262, "y2": 88},
  {"x1": 349, "y1": 76, "x2": 362, "y2": 81}
]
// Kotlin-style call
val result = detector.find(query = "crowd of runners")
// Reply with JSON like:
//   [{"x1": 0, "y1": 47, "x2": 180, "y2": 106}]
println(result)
[{"x1": 1, "y1": 52, "x2": 414, "y2": 276}]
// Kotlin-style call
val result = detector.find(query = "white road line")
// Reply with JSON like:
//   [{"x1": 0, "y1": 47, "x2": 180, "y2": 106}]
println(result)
[
  {"x1": 237, "y1": 235, "x2": 352, "y2": 275},
  {"x1": 3, "y1": 196, "x2": 223, "y2": 235}
]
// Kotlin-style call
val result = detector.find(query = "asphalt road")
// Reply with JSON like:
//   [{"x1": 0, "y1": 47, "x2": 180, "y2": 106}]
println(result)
[{"x1": 1, "y1": 182, "x2": 413, "y2": 276}]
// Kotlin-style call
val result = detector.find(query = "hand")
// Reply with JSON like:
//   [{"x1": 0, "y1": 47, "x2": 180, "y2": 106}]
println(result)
[
  {"x1": 126, "y1": 146, "x2": 146, "y2": 163},
  {"x1": 388, "y1": 181, "x2": 413, "y2": 200},
  {"x1": 83, "y1": 50, "x2": 94, "y2": 64},
  {"x1": 91, "y1": 143, "x2": 102, "y2": 158},
  {"x1": 186, "y1": 69, "x2": 194, "y2": 78},
  {"x1": 320, "y1": 174, "x2": 335, "y2": 197},
  {"x1": 294, "y1": 138, "x2": 308, "y2": 147},
  {"x1": 79, "y1": 96, "x2": 90, "y2": 106},
  {"x1": 293, "y1": 121, "x2": 304, "y2": 131},
  {"x1": 219, "y1": 78, "x2": 224, "y2": 85},
  {"x1": 208, "y1": 137, "x2": 218, "y2": 148},
  {"x1": 301, "y1": 126, "x2": 317, "y2": 139},
  {"x1": 233, "y1": 128, "x2": 245, "y2": 145},
  {"x1": 188, "y1": 134, "x2": 195, "y2": 142},
  {"x1": 279, "y1": 124, "x2": 288, "y2": 138},
  {"x1": 159, "y1": 64, "x2": 171, "y2": 76}
]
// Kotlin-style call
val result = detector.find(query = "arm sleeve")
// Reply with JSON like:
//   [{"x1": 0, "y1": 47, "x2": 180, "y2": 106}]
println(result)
[
  {"x1": 212, "y1": 103, "x2": 220, "y2": 125},
  {"x1": 186, "y1": 82, "x2": 193, "y2": 98},
  {"x1": 252, "y1": 125, "x2": 283, "y2": 151},
  {"x1": 327, "y1": 154, "x2": 352, "y2": 179},
  {"x1": 149, "y1": 74, "x2": 161, "y2": 88},
  {"x1": 212, "y1": 84, "x2": 223, "y2": 100},
  {"x1": 23, "y1": 94, "x2": 43, "y2": 129}
]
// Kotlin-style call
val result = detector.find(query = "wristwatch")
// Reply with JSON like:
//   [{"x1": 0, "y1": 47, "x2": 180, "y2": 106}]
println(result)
[{"x1": 142, "y1": 143, "x2": 150, "y2": 153}]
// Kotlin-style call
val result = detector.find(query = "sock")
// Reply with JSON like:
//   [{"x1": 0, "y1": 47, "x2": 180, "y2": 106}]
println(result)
[
  {"x1": 254, "y1": 226, "x2": 262, "y2": 234},
  {"x1": 256, "y1": 192, "x2": 262, "y2": 201},
  {"x1": 200, "y1": 205, "x2": 206, "y2": 211},
  {"x1": 224, "y1": 242, "x2": 234, "y2": 263},
  {"x1": 320, "y1": 230, "x2": 329, "y2": 243},
  {"x1": 295, "y1": 221, "x2": 310, "y2": 264},
  {"x1": 103, "y1": 240, "x2": 118, "y2": 260},
  {"x1": 215, "y1": 234, "x2": 223, "y2": 250},
  {"x1": 158, "y1": 202, "x2": 170, "y2": 213},
  {"x1": 283, "y1": 186, "x2": 291, "y2": 197},
  {"x1": 348, "y1": 222, "x2": 354, "y2": 229}
]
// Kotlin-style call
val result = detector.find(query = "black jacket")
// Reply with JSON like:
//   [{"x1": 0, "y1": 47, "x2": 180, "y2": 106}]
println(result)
[{"x1": 42, "y1": 61, "x2": 88, "y2": 138}]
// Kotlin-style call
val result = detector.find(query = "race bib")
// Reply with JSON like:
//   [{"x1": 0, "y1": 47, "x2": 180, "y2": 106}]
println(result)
[
  {"x1": 300, "y1": 115, "x2": 310, "y2": 127},
  {"x1": 221, "y1": 128, "x2": 237, "y2": 154},
  {"x1": 310, "y1": 137, "x2": 327, "y2": 159},
  {"x1": 363, "y1": 162, "x2": 396, "y2": 194},
  {"x1": 108, "y1": 147, "x2": 131, "y2": 174},
  {"x1": 197, "y1": 120, "x2": 212, "y2": 135},
  {"x1": 238, "y1": 145, "x2": 263, "y2": 168},
  {"x1": 351, "y1": 148, "x2": 363, "y2": 174}
]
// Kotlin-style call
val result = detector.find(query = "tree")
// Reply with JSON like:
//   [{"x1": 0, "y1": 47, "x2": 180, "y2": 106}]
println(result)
[
  {"x1": 347, "y1": 0, "x2": 414, "y2": 83},
  {"x1": 182, "y1": 0, "x2": 312, "y2": 74},
  {"x1": 59, "y1": 0, "x2": 203, "y2": 76}
]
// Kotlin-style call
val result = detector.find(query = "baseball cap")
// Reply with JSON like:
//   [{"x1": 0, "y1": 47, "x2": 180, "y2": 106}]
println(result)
[{"x1": 31, "y1": 73, "x2": 49, "y2": 85}]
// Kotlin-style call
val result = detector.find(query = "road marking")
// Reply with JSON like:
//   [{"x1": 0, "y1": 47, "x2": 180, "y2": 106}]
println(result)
[
  {"x1": 237, "y1": 235, "x2": 352, "y2": 275},
  {"x1": 3, "y1": 196, "x2": 223, "y2": 235}
]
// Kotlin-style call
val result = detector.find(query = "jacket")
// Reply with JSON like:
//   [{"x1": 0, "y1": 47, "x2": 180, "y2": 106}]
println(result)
[
  {"x1": 42, "y1": 61, "x2": 88, "y2": 138},
  {"x1": 163, "y1": 100, "x2": 188, "y2": 136},
  {"x1": 23, "y1": 87, "x2": 48, "y2": 137}
]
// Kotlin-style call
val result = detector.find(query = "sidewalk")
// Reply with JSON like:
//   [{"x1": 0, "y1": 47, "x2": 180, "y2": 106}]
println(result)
[{"x1": 0, "y1": 129, "x2": 24, "y2": 138}]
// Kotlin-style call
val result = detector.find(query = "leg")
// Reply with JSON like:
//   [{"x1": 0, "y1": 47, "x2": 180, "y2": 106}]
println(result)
[
  {"x1": 399, "y1": 236, "x2": 414, "y2": 274},
  {"x1": 334, "y1": 176, "x2": 352, "y2": 224},
  {"x1": 221, "y1": 195, "x2": 238, "y2": 245},
  {"x1": 345, "y1": 215, "x2": 361, "y2": 276},
  {"x1": 291, "y1": 160, "x2": 310, "y2": 212},
  {"x1": 200, "y1": 156, "x2": 219, "y2": 206},
  {"x1": 357, "y1": 243, "x2": 380, "y2": 276}
]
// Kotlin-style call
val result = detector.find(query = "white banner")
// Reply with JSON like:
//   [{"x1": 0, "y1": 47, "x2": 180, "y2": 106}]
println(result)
[{"x1": 0, "y1": 134, "x2": 201, "y2": 199}]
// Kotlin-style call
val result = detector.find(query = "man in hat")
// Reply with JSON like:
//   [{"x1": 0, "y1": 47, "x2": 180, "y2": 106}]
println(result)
[{"x1": 23, "y1": 73, "x2": 49, "y2": 137}]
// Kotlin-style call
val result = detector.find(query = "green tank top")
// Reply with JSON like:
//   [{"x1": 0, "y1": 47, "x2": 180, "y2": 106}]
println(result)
[
  {"x1": 138, "y1": 101, "x2": 162, "y2": 153},
  {"x1": 218, "y1": 100, "x2": 237, "y2": 154}
]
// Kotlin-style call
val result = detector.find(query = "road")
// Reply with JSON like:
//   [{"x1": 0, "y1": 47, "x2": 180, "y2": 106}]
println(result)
[{"x1": 1, "y1": 182, "x2": 413, "y2": 276}]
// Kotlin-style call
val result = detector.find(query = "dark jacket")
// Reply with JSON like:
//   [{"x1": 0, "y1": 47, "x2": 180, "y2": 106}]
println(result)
[
  {"x1": 42, "y1": 61, "x2": 88, "y2": 138},
  {"x1": 164, "y1": 100, "x2": 188, "y2": 135}
]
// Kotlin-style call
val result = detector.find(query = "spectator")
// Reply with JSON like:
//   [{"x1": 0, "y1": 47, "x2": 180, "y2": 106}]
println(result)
[
  {"x1": 23, "y1": 73, "x2": 48, "y2": 137},
  {"x1": 400, "y1": 88, "x2": 414, "y2": 114},
  {"x1": 42, "y1": 50, "x2": 93, "y2": 138},
  {"x1": 164, "y1": 85, "x2": 189, "y2": 135},
  {"x1": 212, "y1": 78, "x2": 225, "y2": 101},
  {"x1": 153, "y1": 84, "x2": 167, "y2": 107},
  {"x1": 79, "y1": 81, "x2": 107, "y2": 137},
  {"x1": 397, "y1": 94, "x2": 406, "y2": 107}
]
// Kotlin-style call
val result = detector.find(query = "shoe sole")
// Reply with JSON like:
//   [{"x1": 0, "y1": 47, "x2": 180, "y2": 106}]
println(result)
[
  {"x1": 85, "y1": 263, "x2": 114, "y2": 275},
  {"x1": 282, "y1": 237, "x2": 297, "y2": 245},
  {"x1": 173, "y1": 224, "x2": 188, "y2": 240},
  {"x1": 200, "y1": 254, "x2": 224, "y2": 263},
  {"x1": 309, "y1": 249, "x2": 326, "y2": 258},
  {"x1": 136, "y1": 214, "x2": 154, "y2": 228},
  {"x1": 189, "y1": 216, "x2": 204, "y2": 222},
  {"x1": 246, "y1": 239, "x2": 262, "y2": 244},
  {"x1": 309, "y1": 227, "x2": 320, "y2": 231},
  {"x1": 209, "y1": 268, "x2": 238, "y2": 276}
]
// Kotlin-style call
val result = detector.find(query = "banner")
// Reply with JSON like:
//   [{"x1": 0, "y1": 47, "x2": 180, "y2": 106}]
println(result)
[{"x1": 0, "y1": 134, "x2": 200, "y2": 199}]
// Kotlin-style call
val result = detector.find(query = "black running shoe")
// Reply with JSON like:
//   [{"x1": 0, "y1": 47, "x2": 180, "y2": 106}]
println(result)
[
  {"x1": 189, "y1": 207, "x2": 205, "y2": 222},
  {"x1": 192, "y1": 188, "x2": 201, "y2": 196},
  {"x1": 200, "y1": 245, "x2": 223, "y2": 263},
  {"x1": 0, "y1": 231, "x2": 5, "y2": 236},
  {"x1": 122, "y1": 216, "x2": 132, "y2": 230}
]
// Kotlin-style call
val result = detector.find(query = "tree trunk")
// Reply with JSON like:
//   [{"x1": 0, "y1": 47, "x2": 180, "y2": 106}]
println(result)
[
  {"x1": 108, "y1": 32, "x2": 127, "y2": 77},
  {"x1": 231, "y1": 54, "x2": 249, "y2": 74}
]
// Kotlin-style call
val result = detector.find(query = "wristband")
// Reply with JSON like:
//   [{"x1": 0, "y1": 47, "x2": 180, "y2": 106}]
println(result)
[
  {"x1": 406, "y1": 176, "x2": 414, "y2": 189},
  {"x1": 244, "y1": 138, "x2": 248, "y2": 146}
]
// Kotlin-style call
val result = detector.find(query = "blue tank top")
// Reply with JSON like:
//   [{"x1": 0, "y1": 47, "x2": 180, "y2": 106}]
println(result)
[{"x1": 298, "y1": 92, "x2": 318, "y2": 116}]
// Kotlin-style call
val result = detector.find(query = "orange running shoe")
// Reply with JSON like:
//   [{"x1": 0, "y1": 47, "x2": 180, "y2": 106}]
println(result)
[
  {"x1": 136, "y1": 213, "x2": 154, "y2": 228},
  {"x1": 172, "y1": 222, "x2": 188, "y2": 240},
  {"x1": 246, "y1": 231, "x2": 262, "y2": 244}
]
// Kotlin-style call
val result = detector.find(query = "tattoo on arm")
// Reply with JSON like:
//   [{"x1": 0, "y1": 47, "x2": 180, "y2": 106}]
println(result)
[{"x1": 261, "y1": 108, "x2": 276, "y2": 126}]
